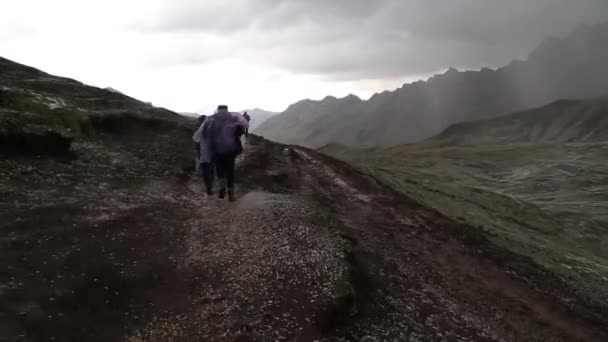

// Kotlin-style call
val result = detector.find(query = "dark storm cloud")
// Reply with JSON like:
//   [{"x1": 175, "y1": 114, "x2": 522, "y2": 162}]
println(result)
[
  {"x1": 147, "y1": 0, "x2": 608, "y2": 79},
  {"x1": 153, "y1": 0, "x2": 381, "y2": 33}
]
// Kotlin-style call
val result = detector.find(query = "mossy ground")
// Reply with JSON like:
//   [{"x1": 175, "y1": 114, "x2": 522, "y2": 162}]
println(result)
[
  {"x1": 322, "y1": 141, "x2": 608, "y2": 308},
  {"x1": 1, "y1": 87, "x2": 93, "y2": 137}
]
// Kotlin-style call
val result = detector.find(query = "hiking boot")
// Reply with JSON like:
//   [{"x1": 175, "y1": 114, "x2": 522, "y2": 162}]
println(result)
[
  {"x1": 206, "y1": 187, "x2": 214, "y2": 196},
  {"x1": 228, "y1": 188, "x2": 236, "y2": 202},
  {"x1": 218, "y1": 187, "x2": 226, "y2": 199}
]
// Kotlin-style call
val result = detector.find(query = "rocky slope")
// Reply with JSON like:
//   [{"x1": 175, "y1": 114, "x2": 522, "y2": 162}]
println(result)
[
  {"x1": 3, "y1": 58, "x2": 608, "y2": 341},
  {"x1": 258, "y1": 21, "x2": 608, "y2": 148}
]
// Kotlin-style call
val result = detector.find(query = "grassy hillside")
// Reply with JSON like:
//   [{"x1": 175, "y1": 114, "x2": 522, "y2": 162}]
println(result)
[
  {"x1": 320, "y1": 102, "x2": 608, "y2": 307},
  {"x1": 436, "y1": 97, "x2": 608, "y2": 144},
  {"x1": 0, "y1": 57, "x2": 192, "y2": 156}
]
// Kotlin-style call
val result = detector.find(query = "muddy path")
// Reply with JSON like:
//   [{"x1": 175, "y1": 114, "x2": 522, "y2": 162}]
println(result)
[
  {"x1": 1, "y1": 135, "x2": 607, "y2": 341},
  {"x1": 293, "y1": 147, "x2": 608, "y2": 341}
]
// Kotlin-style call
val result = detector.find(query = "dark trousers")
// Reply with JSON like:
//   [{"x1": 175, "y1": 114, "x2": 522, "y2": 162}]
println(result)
[
  {"x1": 201, "y1": 162, "x2": 214, "y2": 190},
  {"x1": 215, "y1": 154, "x2": 237, "y2": 189}
]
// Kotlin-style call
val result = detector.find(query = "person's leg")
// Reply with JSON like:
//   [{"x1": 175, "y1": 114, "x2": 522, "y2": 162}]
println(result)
[
  {"x1": 194, "y1": 154, "x2": 201, "y2": 176},
  {"x1": 215, "y1": 155, "x2": 228, "y2": 199},
  {"x1": 226, "y1": 154, "x2": 237, "y2": 201},
  {"x1": 215, "y1": 157, "x2": 225, "y2": 181},
  {"x1": 202, "y1": 163, "x2": 214, "y2": 194},
  {"x1": 194, "y1": 144, "x2": 202, "y2": 176},
  {"x1": 225, "y1": 155, "x2": 236, "y2": 189}
]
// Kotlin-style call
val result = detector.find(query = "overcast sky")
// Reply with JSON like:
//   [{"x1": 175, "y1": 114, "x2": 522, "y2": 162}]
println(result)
[{"x1": 1, "y1": 0, "x2": 608, "y2": 113}]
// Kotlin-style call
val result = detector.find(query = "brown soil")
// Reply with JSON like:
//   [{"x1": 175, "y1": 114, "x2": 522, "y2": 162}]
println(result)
[{"x1": 1, "y1": 135, "x2": 607, "y2": 342}]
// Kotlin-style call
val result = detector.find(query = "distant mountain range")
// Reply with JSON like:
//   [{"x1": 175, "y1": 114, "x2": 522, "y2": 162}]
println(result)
[
  {"x1": 243, "y1": 108, "x2": 278, "y2": 130},
  {"x1": 179, "y1": 109, "x2": 277, "y2": 129},
  {"x1": 257, "y1": 21, "x2": 608, "y2": 148}
]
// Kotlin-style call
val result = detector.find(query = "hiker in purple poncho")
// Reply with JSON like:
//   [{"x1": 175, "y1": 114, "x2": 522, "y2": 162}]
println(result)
[
  {"x1": 193, "y1": 114, "x2": 215, "y2": 195},
  {"x1": 202, "y1": 104, "x2": 249, "y2": 202}
]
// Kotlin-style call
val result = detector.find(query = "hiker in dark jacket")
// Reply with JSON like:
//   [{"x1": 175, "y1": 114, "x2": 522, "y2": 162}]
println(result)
[
  {"x1": 242, "y1": 111, "x2": 251, "y2": 137},
  {"x1": 203, "y1": 105, "x2": 249, "y2": 202}
]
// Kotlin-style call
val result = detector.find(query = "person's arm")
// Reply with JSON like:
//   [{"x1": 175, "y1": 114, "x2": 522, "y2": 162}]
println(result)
[
  {"x1": 235, "y1": 113, "x2": 249, "y2": 130},
  {"x1": 201, "y1": 117, "x2": 213, "y2": 138},
  {"x1": 193, "y1": 123, "x2": 204, "y2": 143}
]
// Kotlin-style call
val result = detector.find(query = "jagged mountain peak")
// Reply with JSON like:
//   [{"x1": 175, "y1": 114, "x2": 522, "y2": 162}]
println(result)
[
  {"x1": 343, "y1": 93, "x2": 362, "y2": 101},
  {"x1": 257, "y1": 20, "x2": 608, "y2": 148},
  {"x1": 445, "y1": 66, "x2": 460, "y2": 75}
]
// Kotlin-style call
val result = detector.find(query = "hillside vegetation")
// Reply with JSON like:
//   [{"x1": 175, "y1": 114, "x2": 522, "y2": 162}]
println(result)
[
  {"x1": 321, "y1": 98, "x2": 608, "y2": 309},
  {"x1": 259, "y1": 21, "x2": 608, "y2": 148},
  {"x1": 436, "y1": 97, "x2": 608, "y2": 144},
  {"x1": 0, "y1": 57, "x2": 189, "y2": 156}
]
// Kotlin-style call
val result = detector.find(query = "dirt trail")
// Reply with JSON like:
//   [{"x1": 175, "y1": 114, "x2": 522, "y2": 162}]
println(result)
[
  {"x1": 2, "y1": 136, "x2": 607, "y2": 341},
  {"x1": 294, "y1": 149, "x2": 608, "y2": 341}
]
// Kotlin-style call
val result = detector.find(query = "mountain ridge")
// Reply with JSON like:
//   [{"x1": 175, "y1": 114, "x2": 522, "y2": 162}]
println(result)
[
  {"x1": 257, "y1": 20, "x2": 608, "y2": 148},
  {"x1": 430, "y1": 96, "x2": 608, "y2": 145},
  {"x1": 241, "y1": 108, "x2": 278, "y2": 130}
]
